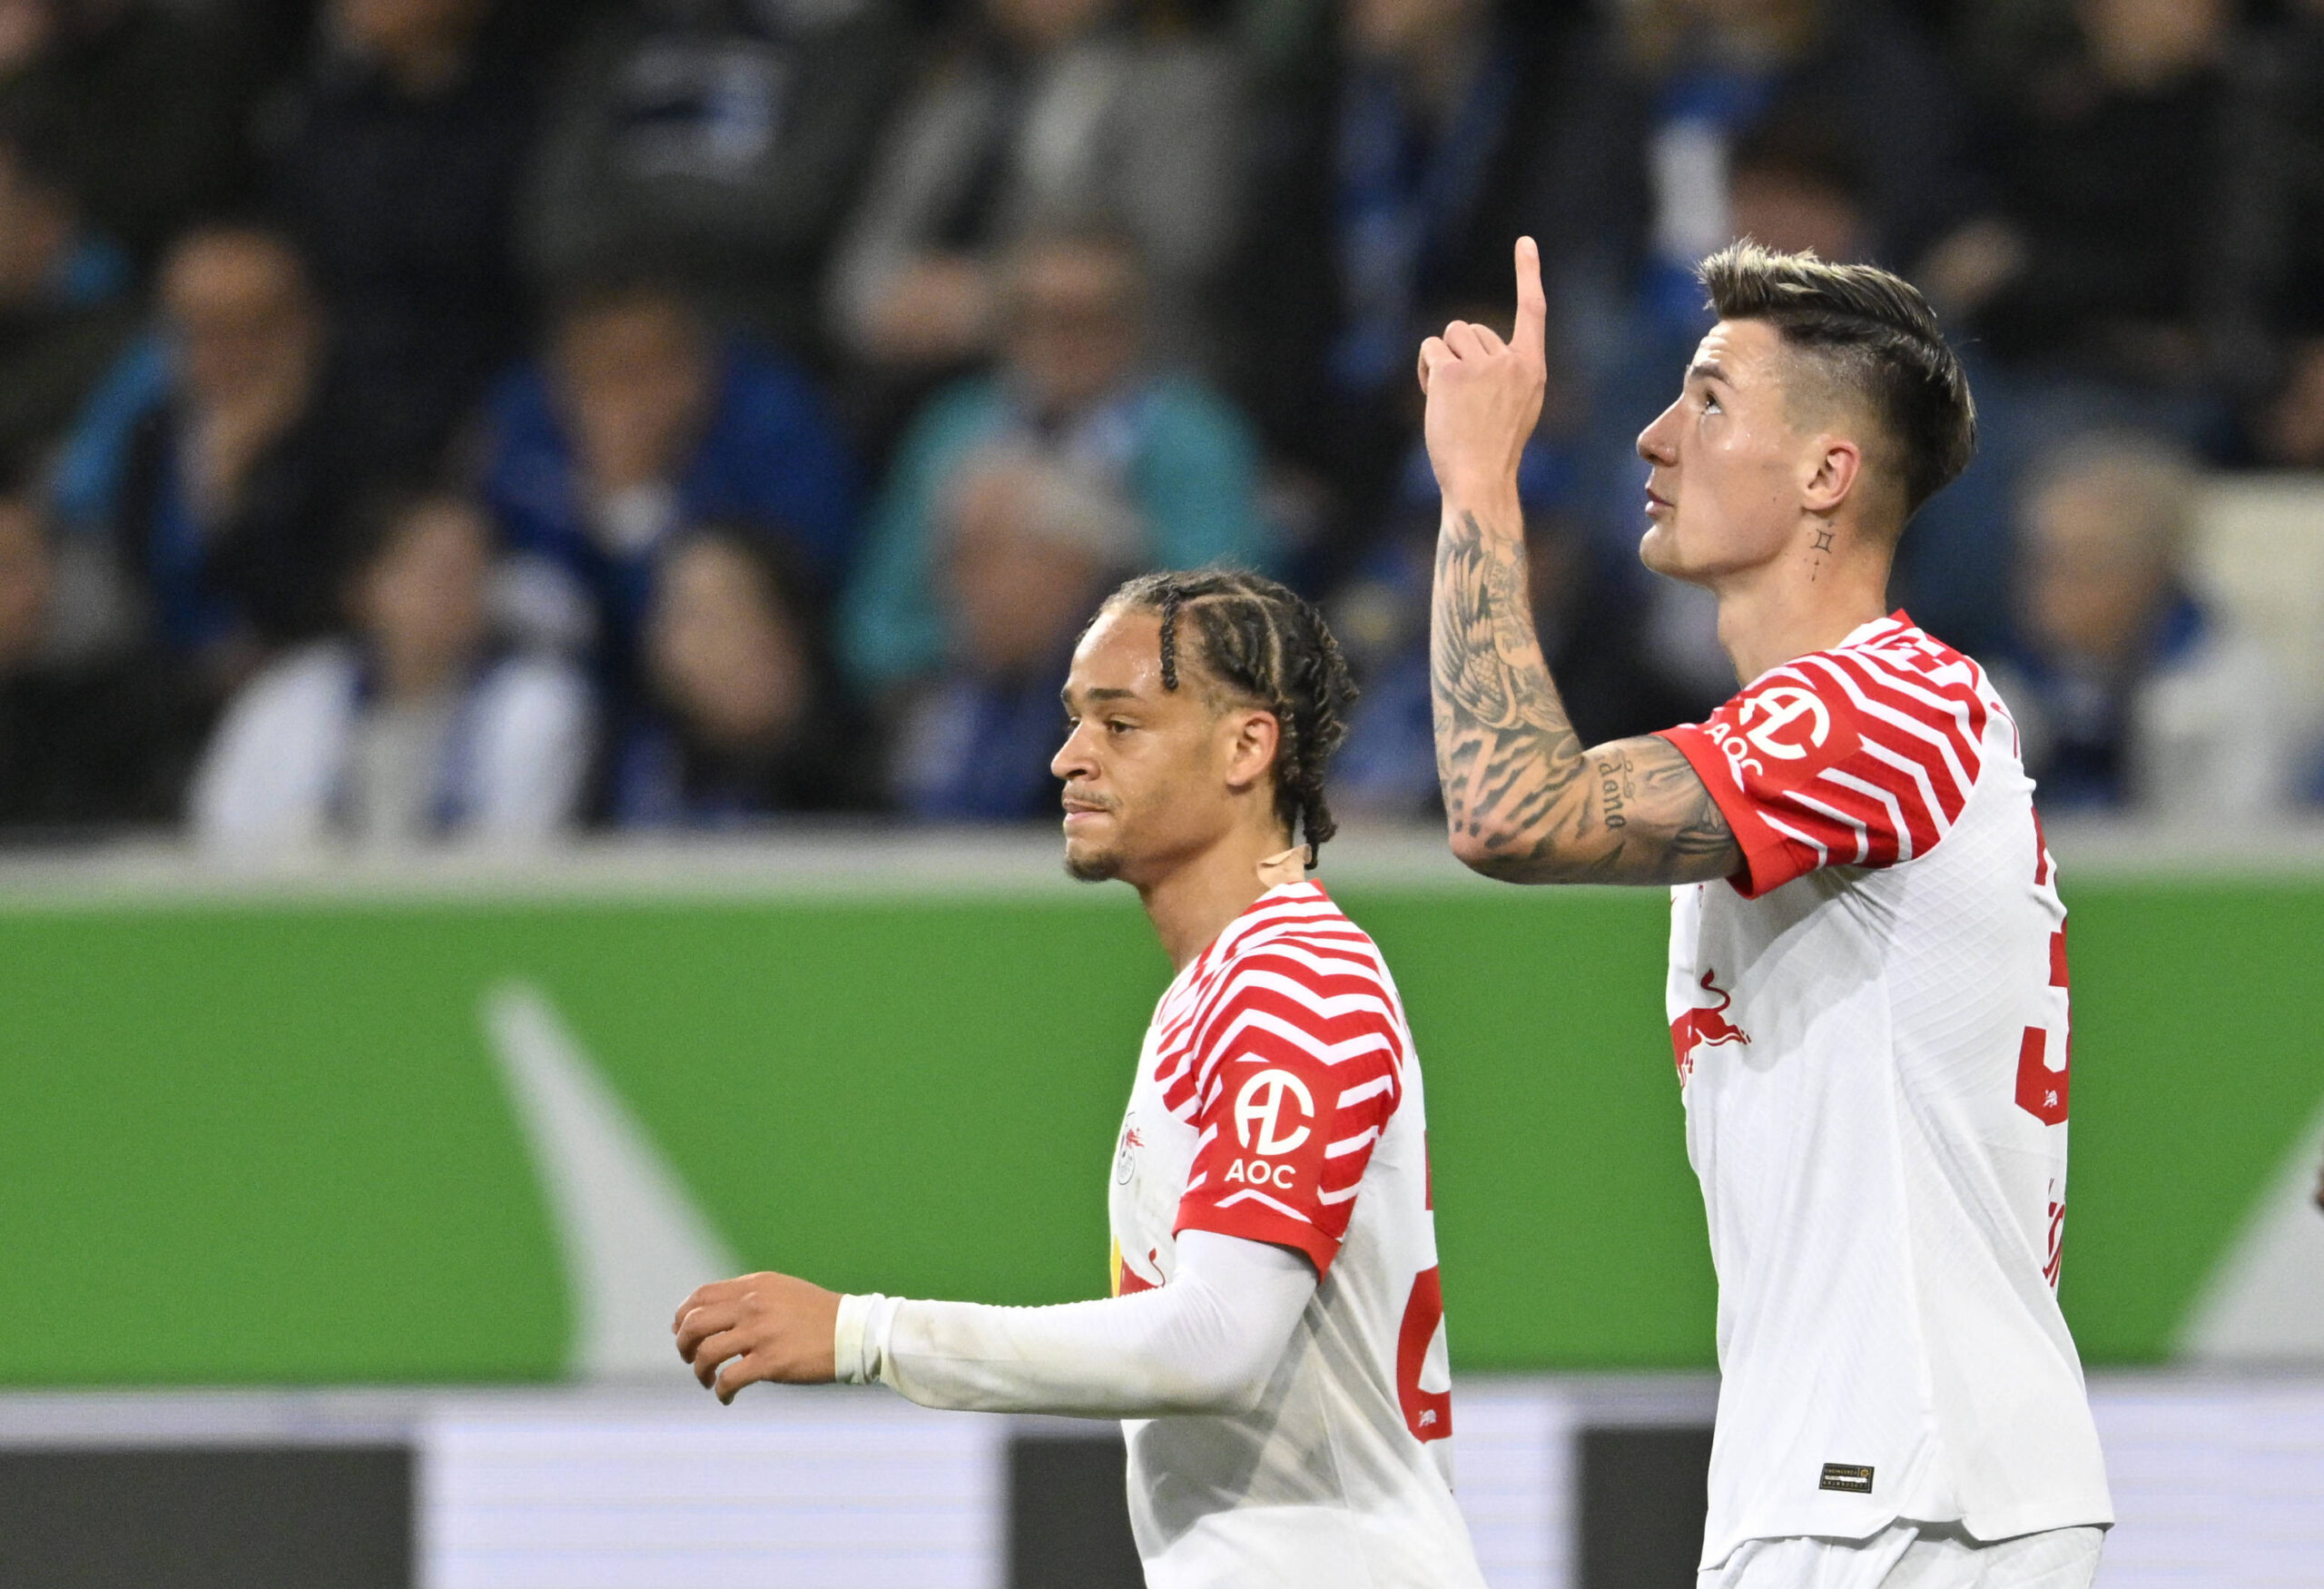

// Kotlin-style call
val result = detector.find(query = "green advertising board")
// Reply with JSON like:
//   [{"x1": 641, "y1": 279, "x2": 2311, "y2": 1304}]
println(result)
[{"x1": 0, "y1": 845, "x2": 2319, "y2": 1385}]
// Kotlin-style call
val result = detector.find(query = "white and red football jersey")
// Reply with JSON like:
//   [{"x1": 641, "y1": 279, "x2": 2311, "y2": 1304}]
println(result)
[
  {"x1": 1658, "y1": 613, "x2": 2112, "y2": 1569},
  {"x1": 1108, "y1": 880, "x2": 1484, "y2": 1589}
]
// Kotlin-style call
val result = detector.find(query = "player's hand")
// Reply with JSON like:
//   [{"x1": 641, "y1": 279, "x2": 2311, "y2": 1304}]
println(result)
[
  {"x1": 673, "y1": 1271, "x2": 841, "y2": 1403},
  {"x1": 1418, "y1": 236, "x2": 1549, "y2": 506}
]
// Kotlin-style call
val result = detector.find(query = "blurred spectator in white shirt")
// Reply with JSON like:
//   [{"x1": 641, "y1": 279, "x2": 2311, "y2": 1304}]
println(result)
[
  {"x1": 1993, "y1": 432, "x2": 2292, "y2": 820},
  {"x1": 192, "y1": 489, "x2": 593, "y2": 853}
]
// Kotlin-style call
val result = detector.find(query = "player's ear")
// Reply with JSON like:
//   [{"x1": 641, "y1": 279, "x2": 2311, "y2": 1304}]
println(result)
[
  {"x1": 1222, "y1": 707, "x2": 1282, "y2": 794},
  {"x1": 1801, "y1": 434, "x2": 1862, "y2": 514}
]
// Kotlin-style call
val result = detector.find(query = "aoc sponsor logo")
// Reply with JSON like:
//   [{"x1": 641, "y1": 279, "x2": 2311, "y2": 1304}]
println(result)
[
  {"x1": 1234, "y1": 1070, "x2": 1314, "y2": 1157},
  {"x1": 1737, "y1": 686, "x2": 1831, "y2": 761}
]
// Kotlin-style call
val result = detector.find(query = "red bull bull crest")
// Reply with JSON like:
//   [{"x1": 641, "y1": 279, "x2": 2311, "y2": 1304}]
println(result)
[{"x1": 1671, "y1": 969, "x2": 1751, "y2": 1083}]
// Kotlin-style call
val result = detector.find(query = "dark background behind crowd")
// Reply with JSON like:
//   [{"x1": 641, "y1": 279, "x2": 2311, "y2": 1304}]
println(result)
[{"x1": 3, "y1": 0, "x2": 2321, "y2": 851}]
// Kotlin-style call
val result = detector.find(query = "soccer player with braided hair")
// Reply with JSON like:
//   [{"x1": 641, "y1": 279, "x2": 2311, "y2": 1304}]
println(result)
[
  {"x1": 1104, "y1": 568, "x2": 1356, "y2": 867},
  {"x1": 677, "y1": 570, "x2": 1488, "y2": 1588}
]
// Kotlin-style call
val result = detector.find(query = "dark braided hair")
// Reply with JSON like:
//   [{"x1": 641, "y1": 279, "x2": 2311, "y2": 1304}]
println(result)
[{"x1": 1104, "y1": 569, "x2": 1359, "y2": 865}]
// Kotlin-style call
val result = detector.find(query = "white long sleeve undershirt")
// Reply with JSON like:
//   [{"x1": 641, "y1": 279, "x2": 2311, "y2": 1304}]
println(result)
[{"x1": 832, "y1": 1231, "x2": 1317, "y2": 1418}]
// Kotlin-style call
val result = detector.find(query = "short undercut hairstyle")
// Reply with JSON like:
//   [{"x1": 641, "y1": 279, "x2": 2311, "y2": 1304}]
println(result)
[
  {"x1": 1699, "y1": 242, "x2": 1977, "y2": 521},
  {"x1": 1104, "y1": 569, "x2": 1358, "y2": 864}
]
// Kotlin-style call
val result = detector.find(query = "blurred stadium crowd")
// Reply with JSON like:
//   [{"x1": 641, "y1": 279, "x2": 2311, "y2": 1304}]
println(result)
[{"x1": 1, "y1": 0, "x2": 2320, "y2": 850}]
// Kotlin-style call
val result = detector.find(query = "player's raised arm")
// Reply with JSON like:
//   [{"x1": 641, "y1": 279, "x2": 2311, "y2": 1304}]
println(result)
[{"x1": 1420, "y1": 240, "x2": 1740, "y2": 885}]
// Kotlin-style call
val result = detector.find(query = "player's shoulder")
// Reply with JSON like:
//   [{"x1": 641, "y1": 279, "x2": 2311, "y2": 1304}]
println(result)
[
  {"x1": 1173, "y1": 883, "x2": 1403, "y2": 1044},
  {"x1": 1836, "y1": 614, "x2": 1989, "y2": 684},
  {"x1": 1807, "y1": 615, "x2": 1993, "y2": 710},
  {"x1": 1745, "y1": 616, "x2": 1994, "y2": 760},
  {"x1": 1670, "y1": 614, "x2": 2015, "y2": 877},
  {"x1": 1211, "y1": 883, "x2": 1391, "y2": 985},
  {"x1": 1151, "y1": 883, "x2": 1409, "y2": 1119}
]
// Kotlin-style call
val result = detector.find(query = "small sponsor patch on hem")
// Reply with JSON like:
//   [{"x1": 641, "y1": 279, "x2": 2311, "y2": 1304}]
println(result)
[{"x1": 1818, "y1": 1463, "x2": 1875, "y2": 1494}]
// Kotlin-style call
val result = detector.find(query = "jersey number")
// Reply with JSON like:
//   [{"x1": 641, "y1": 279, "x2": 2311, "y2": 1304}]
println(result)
[
  {"x1": 1395, "y1": 1267, "x2": 1452, "y2": 1444},
  {"x1": 2020, "y1": 818, "x2": 2072, "y2": 1288},
  {"x1": 2014, "y1": 824, "x2": 2072, "y2": 1127}
]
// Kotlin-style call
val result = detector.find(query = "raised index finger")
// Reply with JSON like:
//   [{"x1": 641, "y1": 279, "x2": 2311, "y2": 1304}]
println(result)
[{"x1": 1512, "y1": 235, "x2": 1547, "y2": 365}]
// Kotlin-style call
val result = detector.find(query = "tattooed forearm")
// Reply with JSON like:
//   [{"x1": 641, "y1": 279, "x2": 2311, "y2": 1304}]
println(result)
[
  {"x1": 1620, "y1": 735, "x2": 1744, "y2": 873},
  {"x1": 1431, "y1": 510, "x2": 1741, "y2": 885},
  {"x1": 1430, "y1": 510, "x2": 1590, "y2": 854},
  {"x1": 1596, "y1": 749, "x2": 1639, "y2": 829}
]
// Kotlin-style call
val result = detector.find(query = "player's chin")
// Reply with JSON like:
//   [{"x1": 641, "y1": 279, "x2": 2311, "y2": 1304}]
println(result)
[
  {"x1": 1061, "y1": 832, "x2": 1124, "y2": 883},
  {"x1": 1638, "y1": 521, "x2": 1701, "y2": 583}
]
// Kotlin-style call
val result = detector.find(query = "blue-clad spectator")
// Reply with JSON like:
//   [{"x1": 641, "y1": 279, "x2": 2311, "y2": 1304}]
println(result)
[
  {"x1": 608, "y1": 528, "x2": 872, "y2": 829},
  {"x1": 0, "y1": 120, "x2": 137, "y2": 482},
  {"x1": 92, "y1": 225, "x2": 365, "y2": 694},
  {"x1": 841, "y1": 229, "x2": 1269, "y2": 696},
  {"x1": 478, "y1": 273, "x2": 858, "y2": 698},
  {"x1": 1991, "y1": 433, "x2": 2293, "y2": 819}
]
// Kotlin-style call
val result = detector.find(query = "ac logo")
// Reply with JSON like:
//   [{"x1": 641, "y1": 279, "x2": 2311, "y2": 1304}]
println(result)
[
  {"x1": 1234, "y1": 1070, "x2": 1314, "y2": 1157},
  {"x1": 1736, "y1": 686, "x2": 1831, "y2": 761}
]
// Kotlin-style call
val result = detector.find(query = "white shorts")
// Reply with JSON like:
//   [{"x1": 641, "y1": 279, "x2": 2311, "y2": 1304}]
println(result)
[{"x1": 1699, "y1": 1523, "x2": 2104, "y2": 1589}]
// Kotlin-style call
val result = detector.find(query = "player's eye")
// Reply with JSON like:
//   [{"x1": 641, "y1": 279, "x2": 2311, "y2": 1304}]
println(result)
[
  {"x1": 1701, "y1": 392, "x2": 1721, "y2": 414},
  {"x1": 1107, "y1": 718, "x2": 1135, "y2": 735}
]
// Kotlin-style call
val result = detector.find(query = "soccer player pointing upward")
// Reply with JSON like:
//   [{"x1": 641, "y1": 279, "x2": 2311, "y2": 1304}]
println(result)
[
  {"x1": 1421, "y1": 242, "x2": 2112, "y2": 1587},
  {"x1": 676, "y1": 570, "x2": 1486, "y2": 1589}
]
